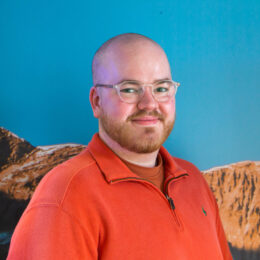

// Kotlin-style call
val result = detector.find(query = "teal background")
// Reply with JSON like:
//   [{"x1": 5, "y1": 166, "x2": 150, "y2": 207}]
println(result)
[{"x1": 0, "y1": 0, "x2": 259, "y2": 170}]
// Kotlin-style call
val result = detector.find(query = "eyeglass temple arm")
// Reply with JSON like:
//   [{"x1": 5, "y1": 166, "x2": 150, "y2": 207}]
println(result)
[{"x1": 95, "y1": 84, "x2": 114, "y2": 88}]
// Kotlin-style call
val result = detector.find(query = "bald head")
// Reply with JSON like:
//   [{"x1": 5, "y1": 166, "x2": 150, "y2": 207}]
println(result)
[{"x1": 92, "y1": 33, "x2": 171, "y2": 85}]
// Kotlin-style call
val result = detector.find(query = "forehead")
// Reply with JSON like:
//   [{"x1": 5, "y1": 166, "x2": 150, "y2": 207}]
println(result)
[{"x1": 99, "y1": 41, "x2": 172, "y2": 84}]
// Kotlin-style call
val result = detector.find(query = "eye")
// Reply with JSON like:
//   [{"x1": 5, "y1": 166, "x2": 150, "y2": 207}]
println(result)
[
  {"x1": 155, "y1": 87, "x2": 169, "y2": 93},
  {"x1": 154, "y1": 81, "x2": 172, "y2": 94},
  {"x1": 119, "y1": 83, "x2": 140, "y2": 94},
  {"x1": 120, "y1": 88, "x2": 139, "y2": 93}
]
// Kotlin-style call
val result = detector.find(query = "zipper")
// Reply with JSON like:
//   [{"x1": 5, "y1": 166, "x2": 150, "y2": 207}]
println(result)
[
  {"x1": 163, "y1": 174, "x2": 189, "y2": 228},
  {"x1": 165, "y1": 194, "x2": 175, "y2": 210},
  {"x1": 110, "y1": 173, "x2": 188, "y2": 228}
]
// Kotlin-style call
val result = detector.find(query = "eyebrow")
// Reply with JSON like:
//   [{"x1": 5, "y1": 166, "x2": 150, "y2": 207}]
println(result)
[{"x1": 117, "y1": 77, "x2": 171, "y2": 84}]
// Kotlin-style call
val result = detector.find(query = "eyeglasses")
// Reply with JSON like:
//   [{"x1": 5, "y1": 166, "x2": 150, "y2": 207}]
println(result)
[{"x1": 95, "y1": 79, "x2": 180, "y2": 104}]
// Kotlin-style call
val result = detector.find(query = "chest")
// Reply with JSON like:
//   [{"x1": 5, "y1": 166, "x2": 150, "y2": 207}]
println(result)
[{"x1": 87, "y1": 179, "x2": 224, "y2": 260}]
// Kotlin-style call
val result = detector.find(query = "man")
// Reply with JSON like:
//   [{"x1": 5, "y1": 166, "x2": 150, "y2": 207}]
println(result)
[{"x1": 7, "y1": 33, "x2": 233, "y2": 259}]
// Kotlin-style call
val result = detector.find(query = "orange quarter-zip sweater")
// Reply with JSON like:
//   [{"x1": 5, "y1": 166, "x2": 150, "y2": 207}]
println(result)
[{"x1": 7, "y1": 133, "x2": 233, "y2": 260}]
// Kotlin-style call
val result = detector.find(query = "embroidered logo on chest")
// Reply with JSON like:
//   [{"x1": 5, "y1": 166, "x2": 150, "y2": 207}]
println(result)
[{"x1": 202, "y1": 207, "x2": 207, "y2": 216}]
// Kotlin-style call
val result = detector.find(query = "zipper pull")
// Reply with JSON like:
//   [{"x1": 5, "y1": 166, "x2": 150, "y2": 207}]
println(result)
[{"x1": 165, "y1": 194, "x2": 175, "y2": 210}]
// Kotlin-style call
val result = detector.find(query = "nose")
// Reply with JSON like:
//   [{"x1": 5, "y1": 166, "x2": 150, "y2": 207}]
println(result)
[{"x1": 137, "y1": 87, "x2": 159, "y2": 111}]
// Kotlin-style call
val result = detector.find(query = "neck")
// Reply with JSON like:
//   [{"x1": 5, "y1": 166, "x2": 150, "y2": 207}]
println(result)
[{"x1": 99, "y1": 130, "x2": 159, "y2": 168}]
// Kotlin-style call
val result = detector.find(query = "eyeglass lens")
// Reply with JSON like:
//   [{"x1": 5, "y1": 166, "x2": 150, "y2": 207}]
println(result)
[{"x1": 118, "y1": 81, "x2": 176, "y2": 103}]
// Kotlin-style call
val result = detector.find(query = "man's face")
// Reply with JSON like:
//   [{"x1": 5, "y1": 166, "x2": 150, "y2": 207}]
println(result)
[{"x1": 94, "y1": 41, "x2": 176, "y2": 153}]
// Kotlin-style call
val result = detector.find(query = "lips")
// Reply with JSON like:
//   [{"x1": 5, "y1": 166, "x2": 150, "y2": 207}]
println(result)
[{"x1": 132, "y1": 117, "x2": 159, "y2": 125}]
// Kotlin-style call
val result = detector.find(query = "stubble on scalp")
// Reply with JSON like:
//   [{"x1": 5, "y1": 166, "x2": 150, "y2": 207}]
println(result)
[{"x1": 92, "y1": 33, "x2": 165, "y2": 85}]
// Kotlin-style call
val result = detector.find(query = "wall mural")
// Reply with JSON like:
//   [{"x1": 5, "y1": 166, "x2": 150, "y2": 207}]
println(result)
[{"x1": 0, "y1": 127, "x2": 259, "y2": 259}]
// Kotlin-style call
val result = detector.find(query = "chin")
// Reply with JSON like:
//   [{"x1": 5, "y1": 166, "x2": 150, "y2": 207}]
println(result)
[
  {"x1": 125, "y1": 133, "x2": 165, "y2": 153},
  {"x1": 127, "y1": 140, "x2": 162, "y2": 153}
]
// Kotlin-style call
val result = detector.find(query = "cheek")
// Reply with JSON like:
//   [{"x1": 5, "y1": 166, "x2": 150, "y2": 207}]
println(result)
[
  {"x1": 115, "y1": 105, "x2": 136, "y2": 121},
  {"x1": 102, "y1": 98, "x2": 135, "y2": 121},
  {"x1": 160, "y1": 99, "x2": 176, "y2": 118}
]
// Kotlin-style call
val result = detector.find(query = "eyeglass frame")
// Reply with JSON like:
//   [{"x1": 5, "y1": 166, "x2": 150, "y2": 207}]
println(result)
[{"x1": 94, "y1": 79, "x2": 180, "y2": 104}]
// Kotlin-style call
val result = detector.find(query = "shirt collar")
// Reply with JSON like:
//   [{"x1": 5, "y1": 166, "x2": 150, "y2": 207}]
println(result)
[{"x1": 87, "y1": 133, "x2": 188, "y2": 183}]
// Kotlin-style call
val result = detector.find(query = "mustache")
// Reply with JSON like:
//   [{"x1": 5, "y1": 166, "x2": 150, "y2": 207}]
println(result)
[{"x1": 127, "y1": 110, "x2": 164, "y2": 121}]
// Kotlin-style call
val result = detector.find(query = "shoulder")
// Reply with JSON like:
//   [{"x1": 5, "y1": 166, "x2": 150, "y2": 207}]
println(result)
[
  {"x1": 173, "y1": 156, "x2": 218, "y2": 207},
  {"x1": 172, "y1": 156, "x2": 202, "y2": 176},
  {"x1": 28, "y1": 147, "x2": 98, "y2": 208},
  {"x1": 172, "y1": 156, "x2": 216, "y2": 197}
]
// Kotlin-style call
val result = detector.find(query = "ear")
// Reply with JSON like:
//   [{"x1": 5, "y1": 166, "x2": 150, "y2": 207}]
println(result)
[{"x1": 89, "y1": 86, "x2": 101, "y2": 118}]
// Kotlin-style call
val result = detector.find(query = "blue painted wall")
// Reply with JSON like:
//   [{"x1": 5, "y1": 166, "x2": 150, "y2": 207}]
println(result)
[{"x1": 1, "y1": 0, "x2": 259, "y2": 170}]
